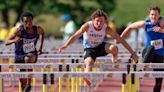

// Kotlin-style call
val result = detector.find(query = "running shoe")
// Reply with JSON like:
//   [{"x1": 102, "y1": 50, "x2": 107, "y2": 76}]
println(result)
[
  {"x1": 24, "y1": 84, "x2": 31, "y2": 92},
  {"x1": 83, "y1": 77, "x2": 92, "y2": 86}
]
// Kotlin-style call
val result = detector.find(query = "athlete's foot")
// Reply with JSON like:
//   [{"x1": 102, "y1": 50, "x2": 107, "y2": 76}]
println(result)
[
  {"x1": 83, "y1": 77, "x2": 92, "y2": 86},
  {"x1": 23, "y1": 84, "x2": 31, "y2": 92}
]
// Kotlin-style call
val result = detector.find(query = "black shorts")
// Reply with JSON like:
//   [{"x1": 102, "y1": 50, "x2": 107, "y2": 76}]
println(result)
[
  {"x1": 15, "y1": 53, "x2": 38, "y2": 63},
  {"x1": 15, "y1": 53, "x2": 37, "y2": 72},
  {"x1": 142, "y1": 46, "x2": 164, "y2": 71},
  {"x1": 84, "y1": 42, "x2": 108, "y2": 61}
]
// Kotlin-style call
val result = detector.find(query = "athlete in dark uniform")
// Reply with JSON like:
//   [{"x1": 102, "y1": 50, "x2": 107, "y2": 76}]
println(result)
[{"x1": 5, "y1": 12, "x2": 44, "y2": 92}]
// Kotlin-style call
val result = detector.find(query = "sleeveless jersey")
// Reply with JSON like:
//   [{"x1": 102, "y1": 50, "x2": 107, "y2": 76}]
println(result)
[
  {"x1": 83, "y1": 21, "x2": 107, "y2": 48},
  {"x1": 145, "y1": 18, "x2": 164, "y2": 56},
  {"x1": 15, "y1": 25, "x2": 39, "y2": 60}
]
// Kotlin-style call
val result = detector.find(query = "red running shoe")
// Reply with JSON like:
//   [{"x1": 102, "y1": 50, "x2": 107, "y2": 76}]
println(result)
[{"x1": 83, "y1": 77, "x2": 92, "y2": 86}]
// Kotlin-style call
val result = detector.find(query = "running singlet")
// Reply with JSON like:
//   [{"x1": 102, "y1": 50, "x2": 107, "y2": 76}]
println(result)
[
  {"x1": 15, "y1": 25, "x2": 39, "y2": 59},
  {"x1": 83, "y1": 21, "x2": 107, "y2": 48},
  {"x1": 145, "y1": 18, "x2": 164, "y2": 56}
]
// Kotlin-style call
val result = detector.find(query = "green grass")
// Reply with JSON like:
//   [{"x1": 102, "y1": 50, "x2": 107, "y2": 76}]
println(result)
[{"x1": 111, "y1": 0, "x2": 164, "y2": 27}]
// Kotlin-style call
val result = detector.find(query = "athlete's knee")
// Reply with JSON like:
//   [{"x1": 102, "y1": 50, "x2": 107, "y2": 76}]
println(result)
[
  {"x1": 109, "y1": 45, "x2": 118, "y2": 55},
  {"x1": 143, "y1": 46, "x2": 154, "y2": 63},
  {"x1": 84, "y1": 57, "x2": 94, "y2": 67},
  {"x1": 24, "y1": 53, "x2": 37, "y2": 63}
]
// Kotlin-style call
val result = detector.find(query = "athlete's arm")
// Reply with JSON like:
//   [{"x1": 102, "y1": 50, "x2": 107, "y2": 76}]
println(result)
[
  {"x1": 106, "y1": 27, "x2": 138, "y2": 62},
  {"x1": 58, "y1": 22, "x2": 89, "y2": 52},
  {"x1": 121, "y1": 20, "x2": 146, "y2": 38},
  {"x1": 5, "y1": 27, "x2": 21, "y2": 45},
  {"x1": 37, "y1": 26, "x2": 44, "y2": 55},
  {"x1": 153, "y1": 18, "x2": 164, "y2": 33}
]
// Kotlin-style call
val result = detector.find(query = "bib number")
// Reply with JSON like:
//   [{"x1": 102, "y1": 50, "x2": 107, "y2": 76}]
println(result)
[
  {"x1": 23, "y1": 42, "x2": 35, "y2": 53},
  {"x1": 151, "y1": 39, "x2": 163, "y2": 50}
]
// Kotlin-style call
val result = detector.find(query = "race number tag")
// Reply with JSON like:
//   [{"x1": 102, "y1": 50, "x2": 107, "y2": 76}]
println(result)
[
  {"x1": 151, "y1": 39, "x2": 163, "y2": 50},
  {"x1": 23, "y1": 42, "x2": 35, "y2": 53},
  {"x1": 90, "y1": 40, "x2": 101, "y2": 47}
]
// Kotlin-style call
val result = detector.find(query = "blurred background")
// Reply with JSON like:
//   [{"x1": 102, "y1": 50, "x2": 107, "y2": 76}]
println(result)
[
  {"x1": 0, "y1": 0, "x2": 163, "y2": 39},
  {"x1": 0, "y1": 1, "x2": 163, "y2": 91}
]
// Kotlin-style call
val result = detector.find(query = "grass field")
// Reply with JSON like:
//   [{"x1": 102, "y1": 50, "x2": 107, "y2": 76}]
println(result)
[{"x1": 111, "y1": 0, "x2": 164, "y2": 27}]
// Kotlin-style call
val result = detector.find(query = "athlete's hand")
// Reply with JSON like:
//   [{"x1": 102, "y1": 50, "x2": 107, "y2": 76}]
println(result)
[
  {"x1": 37, "y1": 49, "x2": 42, "y2": 55},
  {"x1": 13, "y1": 36, "x2": 22, "y2": 43},
  {"x1": 153, "y1": 26, "x2": 162, "y2": 32},
  {"x1": 58, "y1": 45, "x2": 67, "y2": 52},
  {"x1": 131, "y1": 52, "x2": 139, "y2": 63}
]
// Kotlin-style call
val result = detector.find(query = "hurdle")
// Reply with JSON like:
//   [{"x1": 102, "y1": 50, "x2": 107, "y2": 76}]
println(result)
[
  {"x1": 0, "y1": 63, "x2": 128, "y2": 92},
  {"x1": 1, "y1": 70, "x2": 164, "y2": 92},
  {"x1": 0, "y1": 71, "x2": 127, "y2": 92},
  {"x1": 0, "y1": 53, "x2": 140, "y2": 59},
  {"x1": 0, "y1": 63, "x2": 164, "y2": 92}
]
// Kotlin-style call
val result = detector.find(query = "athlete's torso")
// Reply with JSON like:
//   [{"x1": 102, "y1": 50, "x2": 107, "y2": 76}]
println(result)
[
  {"x1": 83, "y1": 21, "x2": 107, "y2": 48},
  {"x1": 15, "y1": 25, "x2": 39, "y2": 59},
  {"x1": 145, "y1": 17, "x2": 164, "y2": 56}
]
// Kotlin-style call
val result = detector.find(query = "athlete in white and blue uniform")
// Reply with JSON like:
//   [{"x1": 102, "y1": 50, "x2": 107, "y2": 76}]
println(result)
[
  {"x1": 82, "y1": 21, "x2": 109, "y2": 61},
  {"x1": 121, "y1": 5, "x2": 164, "y2": 92},
  {"x1": 59, "y1": 9, "x2": 138, "y2": 87},
  {"x1": 83, "y1": 21, "x2": 107, "y2": 49},
  {"x1": 144, "y1": 17, "x2": 164, "y2": 56},
  {"x1": 5, "y1": 12, "x2": 44, "y2": 92}
]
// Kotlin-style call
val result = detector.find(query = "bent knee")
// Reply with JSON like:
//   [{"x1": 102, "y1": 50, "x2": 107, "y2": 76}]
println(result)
[
  {"x1": 106, "y1": 44, "x2": 118, "y2": 54},
  {"x1": 84, "y1": 57, "x2": 94, "y2": 67},
  {"x1": 24, "y1": 53, "x2": 37, "y2": 63}
]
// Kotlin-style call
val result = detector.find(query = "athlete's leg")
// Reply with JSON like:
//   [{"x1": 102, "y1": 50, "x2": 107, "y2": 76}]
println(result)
[
  {"x1": 153, "y1": 55, "x2": 164, "y2": 92},
  {"x1": 24, "y1": 53, "x2": 37, "y2": 63},
  {"x1": 19, "y1": 69, "x2": 27, "y2": 91},
  {"x1": 142, "y1": 46, "x2": 154, "y2": 63},
  {"x1": 24, "y1": 53, "x2": 37, "y2": 92},
  {"x1": 154, "y1": 78, "x2": 163, "y2": 92},
  {"x1": 84, "y1": 57, "x2": 94, "y2": 72},
  {"x1": 105, "y1": 44, "x2": 118, "y2": 63},
  {"x1": 83, "y1": 57, "x2": 94, "y2": 92},
  {"x1": 83, "y1": 49, "x2": 96, "y2": 87},
  {"x1": 143, "y1": 46, "x2": 163, "y2": 92}
]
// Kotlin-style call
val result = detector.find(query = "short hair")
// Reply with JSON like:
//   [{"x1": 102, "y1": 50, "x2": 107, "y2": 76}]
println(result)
[
  {"x1": 149, "y1": 5, "x2": 161, "y2": 14},
  {"x1": 20, "y1": 12, "x2": 33, "y2": 21},
  {"x1": 91, "y1": 9, "x2": 108, "y2": 20}
]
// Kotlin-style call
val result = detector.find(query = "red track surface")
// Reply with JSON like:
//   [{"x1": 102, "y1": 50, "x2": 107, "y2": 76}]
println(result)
[{"x1": 3, "y1": 77, "x2": 164, "y2": 92}]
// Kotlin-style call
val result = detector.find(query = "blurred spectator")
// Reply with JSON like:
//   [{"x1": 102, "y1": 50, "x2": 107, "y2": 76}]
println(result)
[
  {"x1": 60, "y1": 14, "x2": 76, "y2": 42},
  {"x1": 0, "y1": 23, "x2": 9, "y2": 44},
  {"x1": 107, "y1": 17, "x2": 116, "y2": 38},
  {"x1": 108, "y1": 17, "x2": 116, "y2": 31}
]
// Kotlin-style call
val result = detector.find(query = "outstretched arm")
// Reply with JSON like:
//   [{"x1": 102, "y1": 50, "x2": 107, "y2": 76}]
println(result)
[
  {"x1": 106, "y1": 27, "x2": 138, "y2": 62},
  {"x1": 121, "y1": 21, "x2": 146, "y2": 38},
  {"x1": 58, "y1": 23, "x2": 89, "y2": 52},
  {"x1": 37, "y1": 26, "x2": 44, "y2": 55}
]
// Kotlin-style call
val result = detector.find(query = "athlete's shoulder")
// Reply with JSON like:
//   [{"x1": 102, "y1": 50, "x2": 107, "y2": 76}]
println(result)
[
  {"x1": 80, "y1": 21, "x2": 90, "y2": 31},
  {"x1": 15, "y1": 25, "x2": 24, "y2": 35},
  {"x1": 159, "y1": 17, "x2": 164, "y2": 28},
  {"x1": 34, "y1": 25, "x2": 44, "y2": 34}
]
